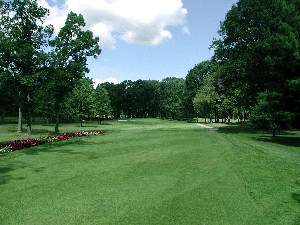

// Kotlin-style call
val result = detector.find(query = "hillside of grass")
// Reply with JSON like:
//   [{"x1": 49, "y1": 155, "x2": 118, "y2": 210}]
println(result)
[{"x1": 0, "y1": 119, "x2": 299, "y2": 224}]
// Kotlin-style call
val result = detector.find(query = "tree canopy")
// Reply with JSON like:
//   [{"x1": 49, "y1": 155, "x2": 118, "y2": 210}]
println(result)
[
  {"x1": 1, "y1": 0, "x2": 299, "y2": 135},
  {"x1": 46, "y1": 12, "x2": 101, "y2": 133},
  {"x1": 211, "y1": 0, "x2": 300, "y2": 131},
  {"x1": 0, "y1": 0, "x2": 53, "y2": 133}
]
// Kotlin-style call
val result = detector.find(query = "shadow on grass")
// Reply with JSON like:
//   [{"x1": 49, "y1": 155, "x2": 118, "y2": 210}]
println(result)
[
  {"x1": 255, "y1": 136, "x2": 300, "y2": 148},
  {"x1": 0, "y1": 164, "x2": 25, "y2": 186},
  {"x1": 292, "y1": 180, "x2": 300, "y2": 225},
  {"x1": 292, "y1": 193, "x2": 300, "y2": 203},
  {"x1": 217, "y1": 124, "x2": 259, "y2": 134},
  {"x1": 24, "y1": 138, "x2": 101, "y2": 156},
  {"x1": 0, "y1": 166, "x2": 14, "y2": 185},
  {"x1": 32, "y1": 129, "x2": 56, "y2": 135}
]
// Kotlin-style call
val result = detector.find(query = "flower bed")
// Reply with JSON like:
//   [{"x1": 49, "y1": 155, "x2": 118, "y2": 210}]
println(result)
[{"x1": 0, "y1": 131, "x2": 105, "y2": 154}]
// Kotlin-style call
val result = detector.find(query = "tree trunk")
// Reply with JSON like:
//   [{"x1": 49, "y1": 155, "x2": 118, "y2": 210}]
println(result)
[
  {"x1": 0, "y1": 107, "x2": 4, "y2": 123},
  {"x1": 243, "y1": 110, "x2": 247, "y2": 122},
  {"x1": 24, "y1": 92, "x2": 33, "y2": 135},
  {"x1": 27, "y1": 124, "x2": 32, "y2": 135},
  {"x1": 17, "y1": 97, "x2": 23, "y2": 133},
  {"x1": 272, "y1": 129, "x2": 276, "y2": 137},
  {"x1": 55, "y1": 111, "x2": 60, "y2": 134}
]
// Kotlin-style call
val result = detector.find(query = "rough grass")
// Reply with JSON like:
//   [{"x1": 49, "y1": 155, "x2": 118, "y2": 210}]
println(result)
[{"x1": 0, "y1": 119, "x2": 299, "y2": 224}]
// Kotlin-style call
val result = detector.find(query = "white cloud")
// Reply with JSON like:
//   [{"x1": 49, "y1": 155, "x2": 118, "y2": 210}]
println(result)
[
  {"x1": 38, "y1": 0, "x2": 68, "y2": 33},
  {"x1": 40, "y1": 0, "x2": 189, "y2": 49},
  {"x1": 181, "y1": 26, "x2": 191, "y2": 35},
  {"x1": 93, "y1": 77, "x2": 120, "y2": 87}
]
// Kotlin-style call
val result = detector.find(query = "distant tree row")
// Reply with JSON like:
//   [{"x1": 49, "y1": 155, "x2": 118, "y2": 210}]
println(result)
[{"x1": 100, "y1": 78, "x2": 186, "y2": 120}]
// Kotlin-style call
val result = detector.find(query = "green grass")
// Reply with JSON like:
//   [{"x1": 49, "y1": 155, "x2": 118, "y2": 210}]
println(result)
[{"x1": 0, "y1": 119, "x2": 299, "y2": 224}]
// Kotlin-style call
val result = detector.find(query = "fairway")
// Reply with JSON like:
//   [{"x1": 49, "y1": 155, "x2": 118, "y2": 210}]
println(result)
[{"x1": 0, "y1": 119, "x2": 299, "y2": 224}]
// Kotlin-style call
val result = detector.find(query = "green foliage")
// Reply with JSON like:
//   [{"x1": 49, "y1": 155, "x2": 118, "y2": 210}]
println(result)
[
  {"x1": 101, "y1": 80, "x2": 161, "y2": 119},
  {"x1": 94, "y1": 85, "x2": 112, "y2": 119},
  {"x1": 193, "y1": 74, "x2": 218, "y2": 121},
  {"x1": 67, "y1": 78, "x2": 97, "y2": 120},
  {"x1": 121, "y1": 79, "x2": 161, "y2": 118},
  {"x1": 211, "y1": 0, "x2": 300, "y2": 127},
  {"x1": 249, "y1": 91, "x2": 293, "y2": 136},
  {"x1": 0, "y1": 0, "x2": 53, "y2": 133},
  {"x1": 46, "y1": 12, "x2": 101, "y2": 133},
  {"x1": 160, "y1": 77, "x2": 186, "y2": 119},
  {"x1": 100, "y1": 82, "x2": 125, "y2": 118},
  {"x1": 185, "y1": 60, "x2": 212, "y2": 116}
]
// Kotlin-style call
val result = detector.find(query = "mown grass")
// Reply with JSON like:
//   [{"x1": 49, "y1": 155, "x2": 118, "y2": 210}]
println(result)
[{"x1": 0, "y1": 119, "x2": 299, "y2": 224}]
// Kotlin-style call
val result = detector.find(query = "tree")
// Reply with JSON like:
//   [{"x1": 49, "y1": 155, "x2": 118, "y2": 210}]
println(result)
[
  {"x1": 94, "y1": 85, "x2": 112, "y2": 124},
  {"x1": 46, "y1": 12, "x2": 101, "y2": 133},
  {"x1": 185, "y1": 60, "x2": 212, "y2": 117},
  {"x1": 193, "y1": 74, "x2": 218, "y2": 123},
  {"x1": 0, "y1": 0, "x2": 53, "y2": 133},
  {"x1": 142, "y1": 80, "x2": 161, "y2": 118},
  {"x1": 249, "y1": 92, "x2": 293, "y2": 137},
  {"x1": 160, "y1": 77, "x2": 186, "y2": 119},
  {"x1": 100, "y1": 82, "x2": 126, "y2": 119},
  {"x1": 212, "y1": 0, "x2": 300, "y2": 127},
  {"x1": 121, "y1": 79, "x2": 161, "y2": 118},
  {"x1": 67, "y1": 78, "x2": 96, "y2": 127}
]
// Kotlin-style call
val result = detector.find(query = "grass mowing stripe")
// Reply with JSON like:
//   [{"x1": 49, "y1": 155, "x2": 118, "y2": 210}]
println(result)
[
  {"x1": 213, "y1": 129, "x2": 300, "y2": 225},
  {"x1": 0, "y1": 119, "x2": 299, "y2": 224}
]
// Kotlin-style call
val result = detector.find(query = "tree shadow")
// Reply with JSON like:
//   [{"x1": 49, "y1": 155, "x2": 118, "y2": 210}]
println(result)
[
  {"x1": 78, "y1": 125, "x2": 99, "y2": 128},
  {"x1": 31, "y1": 129, "x2": 56, "y2": 135},
  {"x1": 0, "y1": 137, "x2": 104, "y2": 185},
  {"x1": 23, "y1": 138, "x2": 101, "y2": 156},
  {"x1": 0, "y1": 166, "x2": 13, "y2": 184},
  {"x1": 0, "y1": 164, "x2": 25, "y2": 186},
  {"x1": 292, "y1": 180, "x2": 300, "y2": 225},
  {"x1": 255, "y1": 136, "x2": 300, "y2": 148},
  {"x1": 292, "y1": 193, "x2": 300, "y2": 203},
  {"x1": 217, "y1": 124, "x2": 259, "y2": 134}
]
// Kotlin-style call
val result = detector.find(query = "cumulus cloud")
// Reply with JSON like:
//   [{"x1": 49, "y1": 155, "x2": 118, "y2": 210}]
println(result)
[
  {"x1": 93, "y1": 77, "x2": 120, "y2": 87},
  {"x1": 38, "y1": 0, "x2": 68, "y2": 32},
  {"x1": 39, "y1": 0, "x2": 189, "y2": 49}
]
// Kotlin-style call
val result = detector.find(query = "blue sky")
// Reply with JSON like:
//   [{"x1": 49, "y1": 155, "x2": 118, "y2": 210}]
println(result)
[{"x1": 40, "y1": 0, "x2": 238, "y2": 84}]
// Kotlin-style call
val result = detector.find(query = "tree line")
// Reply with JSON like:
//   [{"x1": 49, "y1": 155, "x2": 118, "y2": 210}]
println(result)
[
  {"x1": 190, "y1": 0, "x2": 300, "y2": 135},
  {"x1": 208, "y1": 0, "x2": 300, "y2": 135},
  {"x1": 1, "y1": 0, "x2": 299, "y2": 136}
]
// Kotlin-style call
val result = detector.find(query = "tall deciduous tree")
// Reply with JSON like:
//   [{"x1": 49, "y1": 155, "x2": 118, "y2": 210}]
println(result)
[
  {"x1": 46, "y1": 12, "x2": 101, "y2": 133},
  {"x1": 0, "y1": 0, "x2": 53, "y2": 133},
  {"x1": 185, "y1": 60, "x2": 212, "y2": 117},
  {"x1": 67, "y1": 78, "x2": 96, "y2": 127},
  {"x1": 94, "y1": 85, "x2": 112, "y2": 124},
  {"x1": 193, "y1": 74, "x2": 218, "y2": 123},
  {"x1": 212, "y1": 0, "x2": 300, "y2": 127}
]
